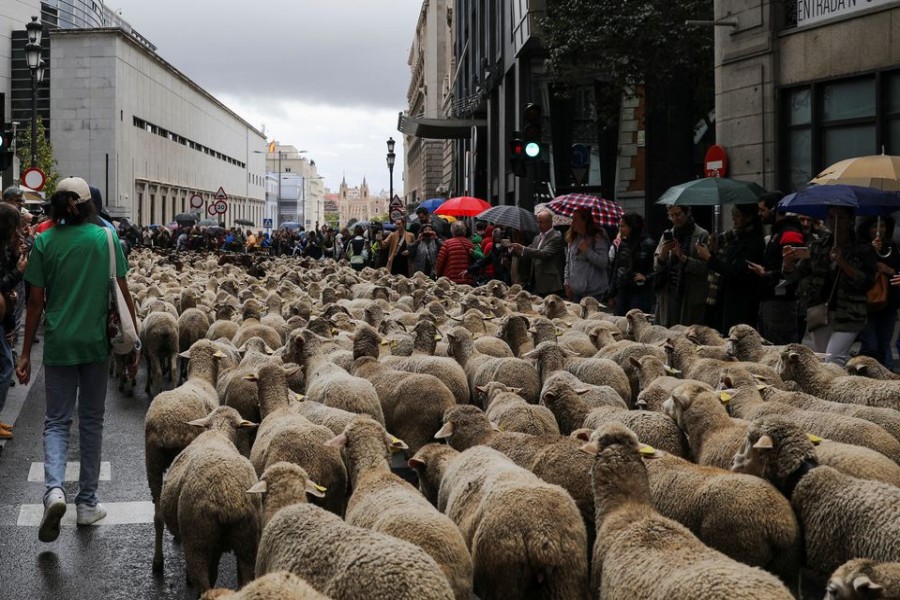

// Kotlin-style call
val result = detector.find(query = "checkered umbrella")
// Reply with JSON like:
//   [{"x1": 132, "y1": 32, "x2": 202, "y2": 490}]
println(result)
[
  {"x1": 476, "y1": 204, "x2": 540, "y2": 232},
  {"x1": 545, "y1": 194, "x2": 624, "y2": 227}
]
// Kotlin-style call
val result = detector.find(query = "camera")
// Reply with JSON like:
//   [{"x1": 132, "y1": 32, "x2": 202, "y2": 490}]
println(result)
[{"x1": 663, "y1": 229, "x2": 674, "y2": 241}]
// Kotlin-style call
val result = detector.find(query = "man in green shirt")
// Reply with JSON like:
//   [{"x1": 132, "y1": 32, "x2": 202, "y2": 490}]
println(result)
[{"x1": 16, "y1": 176, "x2": 139, "y2": 543}]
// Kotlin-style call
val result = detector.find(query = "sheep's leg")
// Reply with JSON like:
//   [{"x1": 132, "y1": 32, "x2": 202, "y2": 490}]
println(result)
[
  {"x1": 183, "y1": 538, "x2": 211, "y2": 593},
  {"x1": 144, "y1": 354, "x2": 152, "y2": 395},
  {"x1": 152, "y1": 501, "x2": 164, "y2": 573},
  {"x1": 169, "y1": 353, "x2": 178, "y2": 390},
  {"x1": 206, "y1": 550, "x2": 221, "y2": 591}
]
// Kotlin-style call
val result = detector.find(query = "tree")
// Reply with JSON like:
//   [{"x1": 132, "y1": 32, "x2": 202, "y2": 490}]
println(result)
[{"x1": 15, "y1": 119, "x2": 61, "y2": 194}]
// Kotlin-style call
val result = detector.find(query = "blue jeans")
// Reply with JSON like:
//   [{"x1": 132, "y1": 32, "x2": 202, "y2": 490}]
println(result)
[
  {"x1": 0, "y1": 324, "x2": 12, "y2": 414},
  {"x1": 858, "y1": 308, "x2": 897, "y2": 369},
  {"x1": 43, "y1": 359, "x2": 110, "y2": 506}
]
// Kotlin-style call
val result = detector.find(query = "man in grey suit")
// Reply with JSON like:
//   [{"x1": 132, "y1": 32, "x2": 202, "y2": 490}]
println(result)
[{"x1": 511, "y1": 209, "x2": 564, "y2": 296}]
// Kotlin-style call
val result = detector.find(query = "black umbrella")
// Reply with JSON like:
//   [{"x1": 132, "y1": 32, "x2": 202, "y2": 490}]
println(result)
[
  {"x1": 476, "y1": 205, "x2": 540, "y2": 232},
  {"x1": 197, "y1": 218, "x2": 218, "y2": 227},
  {"x1": 174, "y1": 212, "x2": 198, "y2": 225},
  {"x1": 235, "y1": 218, "x2": 255, "y2": 227}
]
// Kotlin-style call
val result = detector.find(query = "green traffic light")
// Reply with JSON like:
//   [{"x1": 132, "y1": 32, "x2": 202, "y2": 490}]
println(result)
[{"x1": 525, "y1": 141, "x2": 541, "y2": 158}]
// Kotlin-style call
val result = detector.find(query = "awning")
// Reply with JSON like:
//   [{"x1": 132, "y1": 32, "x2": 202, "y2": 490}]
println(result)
[{"x1": 398, "y1": 112, "x2": 487, "y2": 140}]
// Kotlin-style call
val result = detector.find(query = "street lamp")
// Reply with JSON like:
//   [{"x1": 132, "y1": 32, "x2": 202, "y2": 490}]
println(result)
[
  {"x1": 24, "y1": 16, "x2": 44, "y2": 168},
  {"x1": 386, "y1": 137, "x2": 396, "y2": 208}
]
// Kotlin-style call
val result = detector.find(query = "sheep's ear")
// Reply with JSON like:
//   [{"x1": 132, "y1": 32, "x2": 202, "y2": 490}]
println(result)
[
  {"x1": 574, "y1": 388, "x2": 592, "y2": 395},
  {"x1": 305, "y1": 480, "x2": 327, "y2": 498},
  {"x1": 390, "y1": 340, "x2": 398, "y2": 348},
  {"x1": 579, "y1": 441, "x2": 599, "y2": 455},
  {"x1": 264, "y1": 346, "x2": 275, "y2": 355},
  {"x1": 718, "y1": 391, "x2": 733, "y2": 404},
  {"x1": 722, "y1": 375, "x2": 734, "y2": 388},
  {"x1": 851, "y1": 364, "x2": 867, "y2": 375},
  {"x1": 386, "y1": 434, "x2": 409, "y2": 451},
  {"x1": 434, "y1": 422, "x2": 454, "y2": 439},
  {"x1": 408, "y1": 457, "x2": 426, "y2": 469},
  {"x1": 434, "y1": 334, "x2": 443, "y2": 341},
  {"x1": 474, "y1": 385, "x2": 487, "y2": 394},
  {"x1": 510, "y1": 387, "x2": 523, "y2": 395},
  {"x1": 635, "y1": 398, "x2": 649, "y2": 409},
  {"x1": 236, "y1": 345, "x2": 248, "y2": 355},
  {"x1": 284, "y1": 365, "x2": 302, "y2": 378},
  {"x1": 814, "y1": 352, "x2": 830, "y2": 360},
  {"x1": 852, "y1": 575, "x2": 883, "y2": 595},
  {"x1": 179, "y1": 350, "x2": 191, "y2": 359},
  {"x1": 490, "y1": 422, "x2": 502, "y2": 432},
  {"x1": 293, "y1": 392, "x2": 305, "y2": 401},
  {"x1": 542, "y1": 391, "x2": 557, "y2": 403},
  {"x1": 186, "y1": 416, "x2": 211, "y2": 428},
  {"x1": 246, "y1": 481, "x2": 267, "y2": 495},
  {"x1": 760, "y1": 337, "x2": 774, "y2": 346},
  {"x1": 521, "y1": 348, "x2": 541, "y2": 359},
  {"x1": 787, "y1": 351, "x2": 800, "y2": 362},
  {"x1": 562, "y1": 347, "x2": 579, "y2": 356},
  {"x1": 325, "y1": 433, "x2": 348, "y2": 448},
  {"x1": 242, "y1": 373, "x2": 260, "y2": 382},
  {"x1": 753, "y1": 434, "x2": 774, "y2": 450},
  {"x1": 212, "y1": 350, "x2": 225, "y2": 359},
  {"x1": 571, "y1": 428, "x2": 593, "y2": 441},
  {"x1": 642, "y1": 313, "x2": 655, "y2": 321},
  {"x1": 664, "y1": 366, "x2": 681, "y2": 375},
  {"x1": 628, "y1": 355, "x2": 642, "y2": 369},
  {"x1": 380, "y1": 339, "x2": 390, "y2": 346},
  {"x1": 238, "y1": 420, "x2": 258, "y2": 430}
]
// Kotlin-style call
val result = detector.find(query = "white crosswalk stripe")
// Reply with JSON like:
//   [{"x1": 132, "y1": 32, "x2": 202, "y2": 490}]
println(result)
[
  {"x1": 27, "y1": 461, "x2": 112, "y2": 482},
  {"x1": 17, "y1": 501, "x2": 155, "y2": 527}
]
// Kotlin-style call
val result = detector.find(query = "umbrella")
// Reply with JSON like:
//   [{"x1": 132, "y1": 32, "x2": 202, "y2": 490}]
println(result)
[
  {"x1": 148, "y1": 224, "x2": 161, "y2": 230},
  {"x1": 418, "y1": 198, "x2": 446, "y2": 213},
  {"x1": 197, "y1": 218, "x2": 218, "y2": 227},
  {"x1": 534, "y1": 202, "x2": 572, "y2": 226},
  {"x1": 281, "y1": 221, "x2": 301, "y2": 231},
  {"x1": 207, "y1": 226, "x2": 225, "y2": 235},
  {"x1": 476, "y1": 205, "x2": 539, "y2": 232},
  {"x1": 777, "y1": 184, "x2": 900, "y2": 219},
  {"x1": 434, "y1": 196, "x2": 491, "y2": 217},
  {"x1": 174, "y1": 212, "x2": 198, "y2": 225},
  {"x1": 657, "y1": 177, "x2": 767, "y2": 206},
  {"x1": 810, "y1": 154, "x2": 900, "y2": 191},
  {"x1": 545, "y1": 193, "x2": 624, "y2": 228}
]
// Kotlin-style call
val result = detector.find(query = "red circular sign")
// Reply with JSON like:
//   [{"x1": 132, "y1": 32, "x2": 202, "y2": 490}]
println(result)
[
  {"x1": 207, "y1": 204, "x2": 218, "y2": 216},
  {"x1": 22, "y1": 167, "x2": 47, "y2": 191},
  {"x1": 214, "y1": 200, "x2": 228, "y2": 215},
  {"x1": 704, "y1": 144, "x2": 727, "y2": 178}
]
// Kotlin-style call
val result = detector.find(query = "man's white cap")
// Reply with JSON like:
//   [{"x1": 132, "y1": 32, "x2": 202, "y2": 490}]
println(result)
[{"x1": 56, "y1": 177, "x2": 92, "y2": 203}]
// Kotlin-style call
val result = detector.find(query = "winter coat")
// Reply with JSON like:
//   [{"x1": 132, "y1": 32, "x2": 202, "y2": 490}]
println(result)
[
  {"x1": 435, "y1": 236, "x2": 474, "y2": 285},
  {"x1": 564, "y1": 233, "x2": 610, "y2": 300},
  {"x1": 706, "y1": 224, "x2": 766, "y2": 333},
  {"x1": 653, "y1": 221, "x2": 710, "y2": 328},
  {"x1": 409, "y1": 237, "x2": 442, "y2": 276},
  {"x1": 608, "y1": 234, "x2": 656, "y2": 298},
  {"x1": 759, "y1": 217, "x2": 806, "y2": 301}
]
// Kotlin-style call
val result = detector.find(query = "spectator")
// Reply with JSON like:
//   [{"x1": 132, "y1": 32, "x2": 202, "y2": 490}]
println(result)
[
  {"x1": 654, "y1": 205, "x2": 710, "y2": 327},
  {"x1": 385, "y1": 217, "x2": 414, "y2": 276},
  {"x1": 747, "y1": 205, "x2": 806, "y2": 344},
  {"x1": 0, "y1": 203, "x2": 26, "y2": 438},
  {"x1": 246, "y1": 229, "x2": 257, "y2": 252},
  {"x1": 468, "y1": 227, "x2": 509, "y2": 285},
  {"x1": 856, "y1": 216, "x2": 900, "y2": 368},
  {"x1": 607, "y1": 212, "x2": 656, "y2": 315},
  {"x1": 371, "y1": 230, "x2": 386, "y2": 269},
  {"x1": 563, "y1": 207, "x2": 610, "y2": 302},
  {"x1": 696, "y1": 203, "x2": 766, "y2": 334},
  {"x1": 17, "y1": 177, "x2": 139, "y2": 541},
  {"x1": 510, "y1": 210, "x2": 564, "y2": 296},
  {"x1": 409, "y1": 223, "x2": 442, "y2": 277},
  {"x1": 176, "y1": 228, "x2": 189, "y2": 252},
  {"x1": 2, "y1": 187, "x2": 27, "y2": 349},
  {"x1": 346, "y1": 225, "x2": 369, "y2": 272},
  {"x1": 783, "y1": 206, "x2": 877, "y2": 365},
  {"x1": 437, "y1": 220, "x2": 475, "y2": 285}
]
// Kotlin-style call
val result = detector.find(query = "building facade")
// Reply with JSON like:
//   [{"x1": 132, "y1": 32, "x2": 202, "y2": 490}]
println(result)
[
  {"x1": 337, "y1": 177, "x2": 388, "y2": 225},
  {"x1": 715, "y1": 0, "x2": 900, "y2": 192},
  {"x1": 265, "y1": 143, "x2": 325, "y2": 229}
]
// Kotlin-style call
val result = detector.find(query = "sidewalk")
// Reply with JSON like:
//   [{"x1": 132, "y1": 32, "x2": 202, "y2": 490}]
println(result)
[{"x1": 0, "y1": 333, "x2": 45, "y2": 456}]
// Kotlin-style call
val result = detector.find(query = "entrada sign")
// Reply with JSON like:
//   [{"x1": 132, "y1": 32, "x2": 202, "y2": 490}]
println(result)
[{"x1": 797, "y1": 0, "x2": 892, "y2": 27}]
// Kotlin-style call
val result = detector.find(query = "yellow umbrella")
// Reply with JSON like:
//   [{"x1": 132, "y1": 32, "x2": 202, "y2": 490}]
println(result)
[
  {"x1": 436, "y1": 214, "x2": 457, "y2": 223},
  {"x1": 810, "y1": 153, "x2": 900, "y2": 191}
]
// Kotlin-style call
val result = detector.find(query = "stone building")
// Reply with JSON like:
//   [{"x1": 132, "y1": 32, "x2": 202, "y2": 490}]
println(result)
[{"x1": 337, "y1": 177, "x2": 388, "y2": 225}]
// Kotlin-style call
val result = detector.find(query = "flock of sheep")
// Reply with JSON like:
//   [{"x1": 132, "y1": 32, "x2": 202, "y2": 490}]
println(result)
[{"x1": 125, "y1": 248, "x2": 900, "y2": 599}]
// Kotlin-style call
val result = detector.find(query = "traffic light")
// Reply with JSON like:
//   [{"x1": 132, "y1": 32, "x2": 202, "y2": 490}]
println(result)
[
  {"x1": 522, "y1": 103, "x2": 542, "y2": 159},
  {"x1": 508, "y1": 133, "x2": 527, "y2": 177},
  {"x1": 0, "y1": 93, "x2": 10, "y2": 171}
]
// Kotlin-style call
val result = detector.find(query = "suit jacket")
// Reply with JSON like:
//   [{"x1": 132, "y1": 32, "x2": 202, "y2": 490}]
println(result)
[{"x1": 522, "y1": 228, "x2": 564, "y2": 295}]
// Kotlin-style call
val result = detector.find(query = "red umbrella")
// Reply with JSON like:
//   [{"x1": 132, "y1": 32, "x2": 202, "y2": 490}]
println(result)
[
  {"x1": 434, "y1": 196, "x2": 491, "y2": 217},
  {"x1": 545, "y1": 193, "x2": 624, "y2": 227}
]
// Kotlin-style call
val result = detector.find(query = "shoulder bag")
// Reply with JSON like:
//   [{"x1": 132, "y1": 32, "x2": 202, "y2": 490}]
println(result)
[
  {"x1": 867, "y1": 271, "x2": 889, "y2": 312},
  {"x1": 806, "y1": 272, "x2": 839, "y2": 333},
  {"x1": 105, "y1": 228, "x2": 140, "y2": 354}
]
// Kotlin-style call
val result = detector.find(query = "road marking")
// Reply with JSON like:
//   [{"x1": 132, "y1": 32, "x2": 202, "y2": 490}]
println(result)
[
  {"x1": 27, "y1": 462, "x2": 112, "y2": 482},
  {"x1": 17, "y1": 501, "x2": 155, "y2": 527}
]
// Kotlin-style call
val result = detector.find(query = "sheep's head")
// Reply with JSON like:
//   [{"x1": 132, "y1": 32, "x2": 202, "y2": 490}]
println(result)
[
  {"x1": 474, "y1": 381, "x2": 522, "y2": 406},
  {"x1": 247, "y1": 461, "x2": 325, "y2": 525},
  {"x1": 408, "y1": 443, "x2": 459, "y2": 504},
  {"x1": 326, "y1": 417, "x2": 408, "y2": 471},
  {"x1": 435, "y1": 405, "x2": 496, "y2": 450},
  {"x1": 187, "y1": 406, "x2": 257, "y2": 438},
  {"x1": 445, "y1": 327, "x2": 474, "y2": 359},
  {"x1": 845, "y1": 356, "x2": 886, "y2": 379},
  {"x1": 825, "y1": 560, "x2": 888, "y2": 600},
  {"x1": 578, "y1": 422, "x2": 660, "y2": 464},
  {"x1": 661, "y1": 382, "x2": 712, "y2": 428},
  {"x1": 731, "y1": 417, "x2": 817, "y2": 482},
  {"x1": 539, "y1": 295, "x2": 568, "y2": 319}
]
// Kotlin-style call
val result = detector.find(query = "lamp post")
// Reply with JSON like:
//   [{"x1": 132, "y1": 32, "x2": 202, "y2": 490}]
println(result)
[
  {"x1": 386, "y1": 137, "x2": 396, "y2": 208},
  {"x1": 24, "y1": 16, "x2": 44, "y2": 168}
]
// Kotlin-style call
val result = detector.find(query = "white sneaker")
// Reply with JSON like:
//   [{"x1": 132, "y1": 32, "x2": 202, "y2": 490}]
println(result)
[
  {"x1": 76, "y1": 503, "x2": 107, "y2": 526},
  {"x1": 39, "y1": 488, "x2": 67, "y2": 542}
]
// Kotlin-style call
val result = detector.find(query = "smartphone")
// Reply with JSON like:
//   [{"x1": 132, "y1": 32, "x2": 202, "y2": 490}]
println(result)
[
  {"x1": 663, "y1": 230, "x2": 674, "y2": 241},
  {"x1": 501, "y1": 239, "x2": 511, "y2": 248}
]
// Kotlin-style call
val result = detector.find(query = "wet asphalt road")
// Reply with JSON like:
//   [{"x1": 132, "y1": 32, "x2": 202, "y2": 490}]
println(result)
[{"x1": 0, "y1": 351, "x2": 237, "y2": 599}]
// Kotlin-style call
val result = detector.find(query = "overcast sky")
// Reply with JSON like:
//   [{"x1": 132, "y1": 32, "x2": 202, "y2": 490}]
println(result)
[{"x1": 112, "y1": 0, "x2": 423, "y2": 195}]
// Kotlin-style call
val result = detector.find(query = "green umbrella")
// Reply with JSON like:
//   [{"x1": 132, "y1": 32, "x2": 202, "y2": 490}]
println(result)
[{"x1": 657, "y1": 177, "x2": 767, "y2": 206}]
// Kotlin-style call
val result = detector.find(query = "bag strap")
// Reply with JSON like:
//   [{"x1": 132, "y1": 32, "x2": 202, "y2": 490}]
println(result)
[
  {"x1": 826, "y1": 270, "x2": 840, "y2": 304},
  {"x1": 104, "y1": 227, "x2": 116, "y2": 280}
]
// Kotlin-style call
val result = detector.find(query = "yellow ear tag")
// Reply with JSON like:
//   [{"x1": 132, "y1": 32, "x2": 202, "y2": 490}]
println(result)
[
  {"x1": 756, "y1": 384, "x2": 768, "y2": 391},
  {"x1": 664, "y1": 366, "x2": 681, "y2": 375},
  {"x1": 380, "y1": 339, "x2": 389, "y2": 346},
  {"x1": 390, "y1": 436, "x2": 402, "y2": 444},
  {"x1": 390, "y1": 340, "x2": 397, "y2": 347},
  {"x1": 719, "y1": 391, "x2": 732, "y2": 403},
  {"x1": 807, "y1": 433, "x2": 823, "y2": 445},
  {"x1": 434, "y1": 334, "x2": 442, "y2": 341},
  {"x1": 314, "y1": 485, "x2": 327, "y2": 492},
  {"x1": 331, "y1": 328, "x2": 338, "y2": 334},
  {"x1": 293, "y1": 393, "x2": 305, "y2": 401},
  {"x1": 638, "y1": 445, "x2": 656, "y2": 456},
  {"x1": 695, "y1": 346, "x2": 703, "y2": 353}
]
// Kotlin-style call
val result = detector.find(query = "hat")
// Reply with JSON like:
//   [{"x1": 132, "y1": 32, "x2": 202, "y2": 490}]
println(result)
[
  {"x1": 56, "y1": 177, "x2": 92, "y2": 203},
  {"x1": 734, "y1": 203, "x2": 758, "y2": 218},
  {"x1": 89, "y1": 184, "x2": 113, "y2": 221},
  {"x1": 415, "y1": 206, "x2": 428, "y2": 215},
  {"x1": 2, "y1": 186, "x2": 23, "y2": 201}
]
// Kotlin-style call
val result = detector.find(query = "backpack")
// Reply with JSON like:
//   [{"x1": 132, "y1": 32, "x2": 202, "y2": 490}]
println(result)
[{"x1": 348, "y1": 237, "x2": 368, "y2": 265}]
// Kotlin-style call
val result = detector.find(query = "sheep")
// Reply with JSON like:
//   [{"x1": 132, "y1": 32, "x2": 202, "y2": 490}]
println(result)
[
  {"x1": 141, "y1": 310, "x2": 179, "y2": 397},
  {"x1": 523, "y1": 340, "x2": 631, "y2": 404},
  {"x1": 207, "y1": 319, "x2": 240, "y2": 343},
  {"x1": 557, "y1": 327, "x2": 599, "y2": 358},
  {"x1": 495, "y1": 313, "x2": 533, "y2": 357},
  {"x1": 538, "y1": 293, "x2": 577, "y2": 322},
  {"x1": 846, "y1": 355, "x2": 900, "y2": 380},
  {"x1": 579, "y1": 422, "x2": 794, "y2": 600},
  {"x1": 727, "y1": 323, "x2": 784, "y2": 368},
  {"x1": 825, "y1": 559, "x2": 900, "y2": 600},
  {"x1": 624, "y1": 308, "x2": 671, "y2": 343},
  {"x1": 351, "y1": 355, "x2": 455, "y2": 454},
  {"x1": 476, "y1": 381, "x2": 559, "y2": 436},
  {"x1": 328, "y1": 418, "x2": 473, "y2": 600},
  {"x1": 246, "y1": 363, "x2": 347, "y2": 516},
  {"x1": 730, "y1": 417, "x2": 900, "y2": 577},
  {"x1": 629, "y1": 354, "x2": 692, "y2": 411},
  {"x1": 158, "y1": 406, "x2": 261, "y2": 593},
  {"x1": 381, "y1": 340, "x2": 471, "y2": 406},
  {"x1": 253, "y1": 467, "x2": 455, "y2": 600},
  {"x1": 178, "y1": 307, "x2": 212, "y2": 383},
  {"x1": 446, "y1": 326, "x2": 541, "y2": 405},
  {"x1": 221, "y1": 341, "x2": 283, "y2": 423},
  {"x1": 593, "y1": 340, "x2": 667, "y2": 401},
  {"x1": 407, "y1": 443, "x2": 460, "y2": 504},
  {"x1": 294, "y1": 400, "x2": 358, "y2": 436},
  {"x1": 685, "y1": 323, "x2": 727, "y2": 346},
  {"x1": 779, "y1": 344, "x2": 900, "y2": 410},
  {"x1": 296, "y1": 329, "x2": 384, "y2": 425},
  {"x1": 429, "y1": 444, "x2": 589, "y2": 599},
  {"x1": 575, "y1": 401, "x2": 691, "y2": 460},
  {"x1": 111, "y1": 349, "x2": 137, "y2": 396},
  {"x1": 666, "y1": 335, "x2": 784, "y2": 390},
  {"x1": 146, "y1": 339, "x2": 225, "y2": 572},
  {"x1": 720, "y1": 366, "x2": 900, "y2": 464},
  {"x1": 200, "y1": 571, "x2": 331, "y2": 600}
]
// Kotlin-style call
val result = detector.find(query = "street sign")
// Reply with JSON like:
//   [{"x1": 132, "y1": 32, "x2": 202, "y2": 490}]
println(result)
[
  {"x1": 389, "y1": 196, "x2": 404, "y2": 221},
  {"x1": 214, "y1": 200, "x2": 228, "y2": 215},
  {"x1": 705, "y1": 144, "x2": 728, "y2": 178},
  {"x1": 570, "y1": 144, "x2": 590, "y2": 186},
  {"x1": 214, "y1": 186, "x2": 228, "y2": 202},
  {"x1": 263, "y1": 218, "x2": 273, "y2": 229},
  {"x1": 190, "y1": 194, "x2": 203, "y2": 209},
  {"x1": 22, "y1": 167, "x2": 46, "y2": 191},
  {"x1": 207, "y1": 204, "x2": 218, "y2": 216}
]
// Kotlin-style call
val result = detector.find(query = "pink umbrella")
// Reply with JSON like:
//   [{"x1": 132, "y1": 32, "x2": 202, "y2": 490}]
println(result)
[
  {"x1": 434, "y1": 196, "x2": 491, "y2": 217},
  {"x1": 545, "y1": 193, "x2": 624, "y2": 227}
]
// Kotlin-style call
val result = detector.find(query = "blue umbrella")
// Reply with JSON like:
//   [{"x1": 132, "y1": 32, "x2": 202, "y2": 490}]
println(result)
[
  {"x1": 418, "y1": 198, "x2": 446, "y2": 213},
  {"x1": 778, "y1": 185, "x2": 900, "y2": 219},
  {"x1": 281, "y1": 221, "x2": 301, "y2": 230}
]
